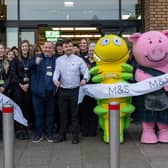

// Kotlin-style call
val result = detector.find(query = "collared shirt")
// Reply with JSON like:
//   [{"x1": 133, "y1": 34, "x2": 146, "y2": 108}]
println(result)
[{"x1": 53, "y1": 54, "x2": 90, "y2": 89}]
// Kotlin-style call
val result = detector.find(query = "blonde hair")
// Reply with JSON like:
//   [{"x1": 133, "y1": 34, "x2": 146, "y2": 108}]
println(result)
[
  {"x1": 2, "y1": 59, "x2": 9, "y2": 74},
  {"x1": 89, "y1": 42, "x2": 96, "y2": 49},
  {"x1": 0, "y1": 43, "x2": 9, "y2": 74}
]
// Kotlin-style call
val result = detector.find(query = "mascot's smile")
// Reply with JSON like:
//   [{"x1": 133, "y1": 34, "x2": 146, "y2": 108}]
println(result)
[{"x1": 145, "y1": 53, "x2": 168, "y2": 62}]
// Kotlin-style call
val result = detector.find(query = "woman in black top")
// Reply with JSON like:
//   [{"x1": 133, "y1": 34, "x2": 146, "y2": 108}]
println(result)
[{"x1": 10, "y1": 40, "x2": 33, "y2": 140}]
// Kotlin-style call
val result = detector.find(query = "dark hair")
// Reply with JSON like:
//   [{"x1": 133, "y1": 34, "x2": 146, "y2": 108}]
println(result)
[
  {"x1": 11, "y1": 46, "x2": 18, "y2": 51},
  {"x1": 56, "y1": 40, "x2": 63, "y2": 47},
  {"x1": 63, "y1": 39, "x2": 73, "y2": 45},
  {"x1": 55, "y1": 40, "x2": 64, "y2": 55},
  {"x1": 6, "y1": 49, "x2": 16, "y2": 57},
  {"x1": 73, "y1": 43, "x2": 80, "y2": 48}
]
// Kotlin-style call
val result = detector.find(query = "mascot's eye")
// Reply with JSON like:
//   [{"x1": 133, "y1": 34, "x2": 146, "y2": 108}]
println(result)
[
  {"x1": 149, "y1": 40, "x2": 152, "y2": 44},
  {"x1": 159, "y1": 39, "x2": 162, "y2": 43},
  {"x1": 101, "y1": 38, "x2": 110, "y2": 46},
  {"x1": 113, "y1": 37, "x2": 122, "y2": 46}
]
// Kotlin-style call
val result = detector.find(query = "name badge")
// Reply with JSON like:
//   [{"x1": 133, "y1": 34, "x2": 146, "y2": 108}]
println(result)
[
  {"x1": 46, "y1": 66, "x2": 52, "y2": 69},
  {"x1": 46, "y1": 71, "x2": 53, "y2": 76},
  {"x1": 23, "y1": 77, "x2": 29, "y2": 82},
  {"x1": 0, "y1": 79, "x2": 4, "y2": 86},
  {"x1": 24, "y1": 67, "x2": 29, "y2": 71}
]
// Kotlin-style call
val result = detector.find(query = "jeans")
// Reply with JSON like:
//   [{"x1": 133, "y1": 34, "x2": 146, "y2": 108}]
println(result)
[{"x1": 32, "y1": 91, "x2": 55, "y2": 137}]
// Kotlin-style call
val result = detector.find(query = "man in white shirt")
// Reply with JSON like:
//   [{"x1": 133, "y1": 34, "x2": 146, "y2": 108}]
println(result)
[{"x1": 53, "y1": 39, "x2": 89, "y2": 144}]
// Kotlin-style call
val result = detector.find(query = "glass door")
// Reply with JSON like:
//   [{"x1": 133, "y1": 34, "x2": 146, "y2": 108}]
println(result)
[{"x1": 19, "y1": 28, "x2": 37, "y2": 45}]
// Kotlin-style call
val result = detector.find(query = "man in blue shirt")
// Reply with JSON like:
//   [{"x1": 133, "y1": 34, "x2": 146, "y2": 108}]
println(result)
[
  {"x1": 29, "y1": 41, "x2": 56, "y2": 143},
  {"x1": 53, "y1": 39, "x2": 90, "y2": 144}
]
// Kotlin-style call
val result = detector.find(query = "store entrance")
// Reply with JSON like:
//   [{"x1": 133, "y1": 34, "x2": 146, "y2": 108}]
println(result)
[
  {"x1": 17, "y1": 19, "x2": 141, "y2": 46},
  {"x1": 38, "y1": 26, "x2": 102, "y2": 45}
]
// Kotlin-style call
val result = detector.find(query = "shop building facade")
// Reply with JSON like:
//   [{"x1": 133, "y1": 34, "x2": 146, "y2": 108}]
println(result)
[{"x1": 0, "y1": 0, "x2": 167, "y2": 47}]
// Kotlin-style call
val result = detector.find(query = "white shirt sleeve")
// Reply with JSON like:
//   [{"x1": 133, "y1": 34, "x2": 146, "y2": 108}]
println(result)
[
  {"x1": 80, "y1": 59, "x2": 90, "y2": 82},
  {"x1": 53, "y1": 59, "x2": 61, "y2": 81}
]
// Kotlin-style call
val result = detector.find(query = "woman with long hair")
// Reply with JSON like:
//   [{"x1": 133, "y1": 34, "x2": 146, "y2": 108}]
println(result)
[{"x1": 10, "y1": 40, "x2": 33, "y2": 140}]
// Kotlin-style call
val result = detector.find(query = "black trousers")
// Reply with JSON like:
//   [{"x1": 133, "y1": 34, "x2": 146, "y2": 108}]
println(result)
[
  {"x1": 54, "y1": 92, "x2": 60, "y2": 132},
  {"x1": 79, "y1": 96, "x2": 98, "y2": 136},
  {"x1": 58, "y1": 87, "x2": 79, "y2": 136},
  {"x1": 12, "y1": 85, "x2": 33, "y2": 130}
]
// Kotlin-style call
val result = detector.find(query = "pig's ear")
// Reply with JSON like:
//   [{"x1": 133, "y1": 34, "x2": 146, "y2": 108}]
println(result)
[
  {"x1": 162, "y1": 30, "x2": 168, "y2": 38},
  {"x1": 128, "y1": 33, "x2": 141, "y2": 43}
]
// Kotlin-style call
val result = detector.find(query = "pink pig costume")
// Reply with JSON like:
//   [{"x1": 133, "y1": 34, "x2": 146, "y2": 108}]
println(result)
[{"x1": 129, "y1": 30, "x2": 168, "y2": 144}]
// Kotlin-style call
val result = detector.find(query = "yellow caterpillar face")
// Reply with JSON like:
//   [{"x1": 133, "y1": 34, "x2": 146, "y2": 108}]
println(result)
[{"x1": 94, "y1": 35, "x2": 129, "y2": 63}]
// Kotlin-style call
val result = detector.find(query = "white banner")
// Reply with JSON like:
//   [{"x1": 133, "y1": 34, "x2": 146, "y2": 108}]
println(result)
[
  {"x1": 0, "y1": 93, "x2": 28, "y2": 126},
  {"x1": 78, "y1": 73, "x2": 168, "y2": 103}
]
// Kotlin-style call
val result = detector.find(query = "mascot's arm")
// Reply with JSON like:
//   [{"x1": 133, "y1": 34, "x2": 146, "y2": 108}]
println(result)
[
  {"x1": 121, "y1": 72, "x2": 133, "y2": 80},
  {"x1": 92, "y1": 74, "x2": 104, "y2": 83},
  {"x1": 90, "y1": 66, "x2": 104, "y2": 83},
  {"x1": 90, "y1": 66, "x2": 101, "y2": 75},
  {"x1": 110, "y1": 63, "x2": 133, "y2": 80},
  {"x1": 121, "y1": 63, "x2": 133, "y2": 72},
  {"x1": 135, "y1": 69, "x2": 152, "y2": 81}
]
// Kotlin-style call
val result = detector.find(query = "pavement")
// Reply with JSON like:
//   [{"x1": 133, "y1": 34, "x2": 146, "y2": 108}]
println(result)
[{"x1": 0, "y1": 123, "x2": 168, "y2": 168}]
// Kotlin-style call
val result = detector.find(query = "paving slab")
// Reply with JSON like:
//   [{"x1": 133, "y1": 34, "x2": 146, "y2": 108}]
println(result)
[{"x1": 0, "y1": 124, "x2": 168, "y2": 168}]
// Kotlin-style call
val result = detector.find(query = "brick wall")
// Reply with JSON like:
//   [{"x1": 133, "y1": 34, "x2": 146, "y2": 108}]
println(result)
[{"x1": 144, "y1": 0, "x2": 168, "y2": 31}]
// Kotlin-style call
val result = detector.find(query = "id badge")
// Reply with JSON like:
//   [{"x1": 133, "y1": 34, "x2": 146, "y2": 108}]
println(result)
[
  {"x1": 0, "y1": 79, "x2": 4, "y2": 85},
  {"x1": 46, "y1": 71, "x2": 52, "y2": 76},
  {"x1": 24, "y1": 67, "x2": 28, "y2": 71},
  {"x1": 46, "y1": 66, "x2": 52, "y2": 69},
  {"x1": 23, "y1": 77, "x2": 29, "y2": 82}
]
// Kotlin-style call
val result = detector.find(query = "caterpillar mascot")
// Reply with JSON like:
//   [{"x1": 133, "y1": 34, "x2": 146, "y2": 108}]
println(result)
[
  {"x1": 90, "y1": 34, "x2": 135, "y2": 143},
  {"x1": 128, "y1": 30, "x2": 168, "y2": 144}
]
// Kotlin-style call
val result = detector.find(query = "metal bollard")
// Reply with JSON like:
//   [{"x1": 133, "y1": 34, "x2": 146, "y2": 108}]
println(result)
[
  {"x1": 2, "y1": 104, "x2": 15, "y2": 168},
  {"x1": 109, "y1": 102, "x2": 120, "y2": 168}
]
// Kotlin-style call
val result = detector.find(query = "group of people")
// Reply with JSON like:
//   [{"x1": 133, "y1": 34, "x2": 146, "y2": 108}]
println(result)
[{"x1": 0, "y1": 38, "x2": 98, "y2": 144}]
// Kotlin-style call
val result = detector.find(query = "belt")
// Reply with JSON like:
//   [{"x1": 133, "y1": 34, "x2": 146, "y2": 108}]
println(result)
[{"x1": 60, "y1": 87, "x2": 79, "y2": 91}]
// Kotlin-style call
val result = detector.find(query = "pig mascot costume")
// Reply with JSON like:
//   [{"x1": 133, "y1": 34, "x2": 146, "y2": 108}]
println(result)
[{"x1": 129, "y1": 30, "x2": 168, "y2": 144}]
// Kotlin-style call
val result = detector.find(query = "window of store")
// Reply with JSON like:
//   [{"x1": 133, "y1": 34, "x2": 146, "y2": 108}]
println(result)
[
  {"x1": 20, "y1": 0, "x2": 119, "y2": 20},
  {"x1": 4, "y1": 0, "x2": 142, "y2": 46},
  {"x1": 121, "y1": 0, "x2": 138, "y2": 20},
  {"x1": 7, "y1": 27, "x2": 18, "y2": 47},
  {"x1": 6, "y1": 0, "x2": 18, "y2": 20},
  {"x1": 21, "y1": 31, "x2": 35, "y2": 44}
]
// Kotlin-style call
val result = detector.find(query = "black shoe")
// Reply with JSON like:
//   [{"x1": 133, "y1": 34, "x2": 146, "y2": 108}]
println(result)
[
  {"x1": 72, "y1": 136, "x2": 79, "y2": 144},
  {"x1": 54, "y1": 135, "x2": 66, "y2": 143},
  {"x1": 82, "y1": 132, "x2": 88, "y2": 137},
  {"x1": 15, "y1": 129, "x2": 30, "y2": 140},
  {"x1": 88, "y1": 133, "x2": 97, "y2": 137}
]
